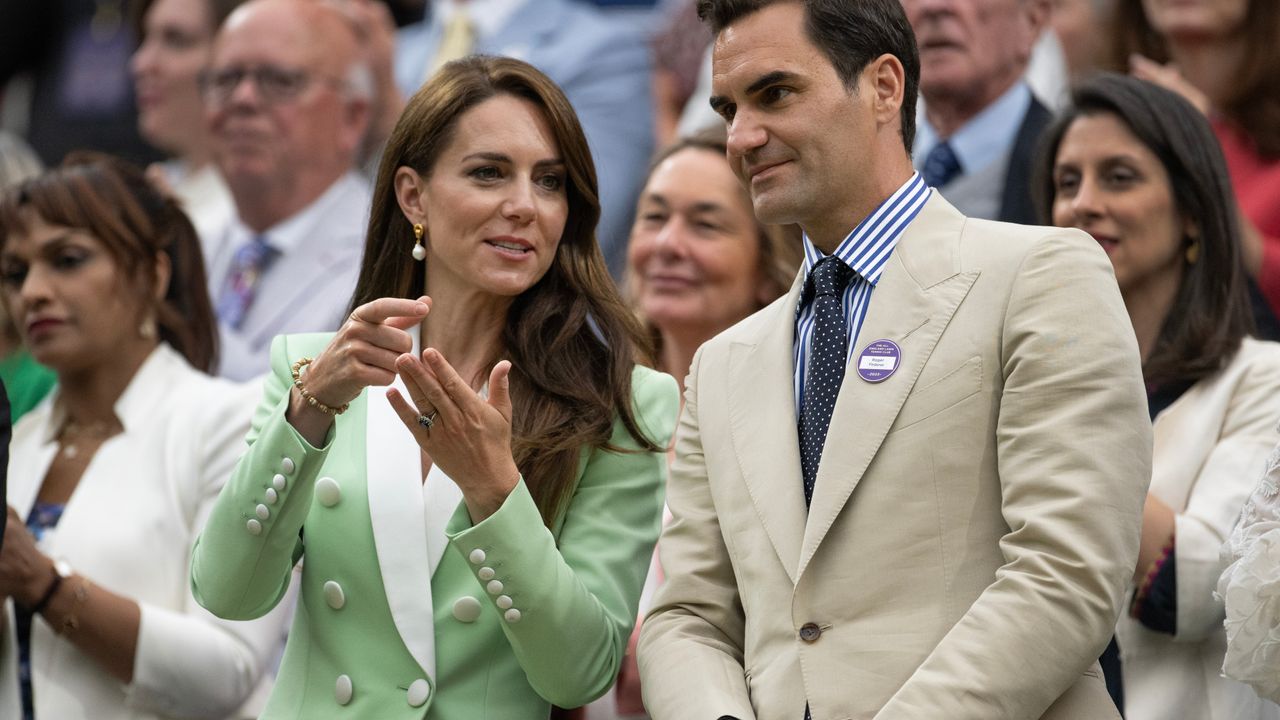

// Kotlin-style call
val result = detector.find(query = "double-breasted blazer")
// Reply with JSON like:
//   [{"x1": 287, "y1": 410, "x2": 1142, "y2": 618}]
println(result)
[
  {"x1": 191, "y1": 332, "x2": 678, "y2": 719},
  {"x1": 638, "y1": 194, "x2": 1153, "y2": 720}
]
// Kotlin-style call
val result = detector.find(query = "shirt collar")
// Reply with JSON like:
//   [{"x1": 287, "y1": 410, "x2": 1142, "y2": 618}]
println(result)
[
  {"x1": 434, "y1": 0, "x2": 526, "y2": 39},
  {"x1": 914, "y1": 81, "x2": 1032, "y2": 178},
  {"x1": 801, "y1": 172, "x2": 931, "y2": 287},
  {"x1": 40, "y1": 343, "x2": 187, "y2": 443},
  {"x1": 229, "y1": 172, "x2": 365, "y2": 255}
]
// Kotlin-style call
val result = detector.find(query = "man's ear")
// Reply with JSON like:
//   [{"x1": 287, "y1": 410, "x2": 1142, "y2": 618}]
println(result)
[
  {"x1": 394, "y1": 166, "x2": 428, "y2": 227},
  {"x1": 868, "y1": 53, "x2": 906, "y2": 128}
]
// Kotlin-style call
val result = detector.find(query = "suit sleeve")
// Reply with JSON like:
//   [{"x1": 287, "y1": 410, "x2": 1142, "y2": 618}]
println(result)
[
  {"x1": 191, "y1": 334, "x2": 333, "y2": 620},
  {"x1": 125, "y1": 376, "x2": 295, "y2": 717},
  {"x1": 637, "y1": 349, "x2": 758, "y2": 720},
  {"x1": 444, "y1": 368, "x2": 678, "y2": 708},
  {"x1": 876, "y1": 231, "x2": 1151, "y2": 719},
  {"x1": 1173, "y1": 350, "x2": 1280, "y2": 641}
]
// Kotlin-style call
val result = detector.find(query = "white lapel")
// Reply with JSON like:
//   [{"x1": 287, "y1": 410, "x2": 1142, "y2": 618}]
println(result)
[{"x1": 365, "y1": 326, "x2": 456, "y2": 680}]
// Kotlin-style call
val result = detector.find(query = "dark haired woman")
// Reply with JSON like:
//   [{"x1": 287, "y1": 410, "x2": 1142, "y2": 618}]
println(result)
[
  {"x1": 0, "y1": 153, "x2": 288, "y2": 720},
  {"x1": 1036, "y1": 73, "x2": 1280, "y2": 720},
  {"x1": 1109, "y1": 0, "x2": 1280, "y2": 327},
  {"x1": 191, "y1": 56, "x2": 677, "y2": 719}
]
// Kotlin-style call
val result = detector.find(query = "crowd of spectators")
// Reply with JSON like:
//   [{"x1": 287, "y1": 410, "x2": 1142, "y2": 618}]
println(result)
[{"x1": 2, "y1": 1, "x2": 1280, "y2": 719}]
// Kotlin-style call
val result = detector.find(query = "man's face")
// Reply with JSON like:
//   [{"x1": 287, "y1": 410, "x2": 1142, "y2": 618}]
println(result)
[
  {"x1": 903, "y1": 0, "x2": 1039, "y2": 106},
  {"x1": 710, "y1": 3, "x2": 879, "y2": 230},
  {"x1": 206, "y1": 5, "x2": 360, "y2": 197}
]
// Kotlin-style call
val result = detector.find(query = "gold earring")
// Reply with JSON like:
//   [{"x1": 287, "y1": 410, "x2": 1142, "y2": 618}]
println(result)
[
  {"x1": 1186, "y1": 240, "x2": 1200, "y2": 265},
  {"x1": 139, "y1": 315, "x2": 157, "y2": 340},
  {"x1": 412, "y1": 223, "x2": 426, "y2": 261}
]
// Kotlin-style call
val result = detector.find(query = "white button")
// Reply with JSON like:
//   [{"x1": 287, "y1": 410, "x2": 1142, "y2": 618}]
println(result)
[
  {"x1": 280, "y1": 457, "x2": 296, "y2": 474},
  {"x1": 504, "y1": 608, "x2": 522, "y2": 623},
  {"x1": 246, "y1": 519, "x2": 262, "y2": 535},
  {"x1": 407, "y1": 678, "x2": 430, "y2": 707},
  {"x1": 272, "y1": 474, "x2": 287, "y2": 492},
  {"x1": 324, "y1": 580, "x2": 346, "y2": 610},
  {"x1": 468, "y1": 549, "x2": 486, "y2": 564},
  {"x1": 335, "y1": 674, "x2": 353, "y2": 705},
  {"x1": 496, "y1": 595, "x2": 513, "y2": 609},
  {"x1": 486, "y1": 580, "x2": 504, "y2": 595},
  {"x1": 265, "y1": 488, "x2": 279, "y2": 504},
  {"x1": 477, "y1": 566, "x2": 495, "y2": 581},
  {"x1": 255, "y1": 504, "x2": 270, "y2": 520},
  {"x1": 452, "y1": 596, "x2": 482, "y2": 622},
  {"x1": 315, "y1": 477, "x2": 341, "y2": 508}
]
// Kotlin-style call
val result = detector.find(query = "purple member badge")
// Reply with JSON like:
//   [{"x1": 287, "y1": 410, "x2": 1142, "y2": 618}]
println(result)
[{"x1": 856, "y1": 339, "x2": 901, "y2": 383}]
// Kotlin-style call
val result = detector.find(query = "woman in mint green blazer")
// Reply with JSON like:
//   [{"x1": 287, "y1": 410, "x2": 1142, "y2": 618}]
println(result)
[{"x1": 190, "y1": 56, "x2": 678, "y2": 719}]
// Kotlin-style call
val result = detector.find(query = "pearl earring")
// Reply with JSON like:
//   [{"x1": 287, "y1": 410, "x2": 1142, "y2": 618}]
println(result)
[{"x1": 412, "y1": 223, "x2": 426, "y2": 261}]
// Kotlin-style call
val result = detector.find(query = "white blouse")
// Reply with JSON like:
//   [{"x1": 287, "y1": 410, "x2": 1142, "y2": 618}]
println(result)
[{"x1": 0, "y1": 344, "x2": 292, "y2": 720}]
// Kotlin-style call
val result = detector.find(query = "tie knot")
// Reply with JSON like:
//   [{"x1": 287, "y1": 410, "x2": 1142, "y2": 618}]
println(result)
[
  {"x1": 923, "y1": 141, "x2": 963, "y2": 188},
  {"x1": 808, "y1": 256, "x2": 854, "y2": 298}
]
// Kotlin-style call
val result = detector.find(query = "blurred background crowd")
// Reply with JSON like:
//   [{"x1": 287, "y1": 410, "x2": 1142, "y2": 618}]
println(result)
[{"x1": 2, "y1": 0, "x2": 1280, "y2": 719}]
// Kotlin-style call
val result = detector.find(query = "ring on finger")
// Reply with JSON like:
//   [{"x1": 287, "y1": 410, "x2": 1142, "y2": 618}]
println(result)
[{"x1": 417, "y1": 410, "x2": 439, "y2": 429}]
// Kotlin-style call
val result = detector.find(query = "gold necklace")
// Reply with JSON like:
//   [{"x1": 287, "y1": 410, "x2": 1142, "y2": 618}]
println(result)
[{"x1": 57, "y1": 419, "x2": 118, "y2": 460}]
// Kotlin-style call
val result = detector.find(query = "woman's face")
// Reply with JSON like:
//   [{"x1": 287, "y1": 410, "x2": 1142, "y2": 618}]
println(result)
[
  {"x1": 414, "y1": 94, "x2": 568, "y2": 299},
  {"x1": 1141, "y1": 0, "x2": 1249, "y2": 42},
  {"x1": 131, "y1": 0, "x2": 217, "y2": 156},
  {"x1": 0, "y1": 212, "x2": 152, "y2": 374},
  {"x1": 627, "y1": 147, "x2": 769, "y2": 340},
  {"x1": 1050, "y1": 112, "x2": 1190, "y2": 299}
]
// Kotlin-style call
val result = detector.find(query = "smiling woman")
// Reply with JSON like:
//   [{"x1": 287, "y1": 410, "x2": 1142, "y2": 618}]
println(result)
[{"x1": 190, "y1": 56, "x2": 679, "y2": 719}]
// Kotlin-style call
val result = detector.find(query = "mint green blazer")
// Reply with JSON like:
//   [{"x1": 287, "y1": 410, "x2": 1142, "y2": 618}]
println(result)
[{"x1": 191, "y1": 333, "x2": 678, "y2": 719}]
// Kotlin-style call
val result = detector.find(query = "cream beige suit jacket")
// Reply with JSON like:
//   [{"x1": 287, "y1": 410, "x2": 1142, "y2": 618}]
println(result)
[{"x1": 638, "y1": 195, "x2": 1152, "y2": 720}]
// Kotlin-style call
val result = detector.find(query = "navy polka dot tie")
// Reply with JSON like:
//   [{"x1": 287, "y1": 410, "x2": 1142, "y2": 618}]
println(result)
[{"x1": 798, "y1": 256, "x2": 855, "y2": 508}]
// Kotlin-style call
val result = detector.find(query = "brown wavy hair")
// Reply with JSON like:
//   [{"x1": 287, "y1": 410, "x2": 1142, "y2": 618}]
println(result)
[
  {"x1": 351, "y1": 56, "x2": 661, "y2": 526},
  {"x1": 1108, "y1": 0, "x2": 1280, "y2": 158},
  {"x1": 0, "y1": 151, "x2": 218, "y2": 371}
]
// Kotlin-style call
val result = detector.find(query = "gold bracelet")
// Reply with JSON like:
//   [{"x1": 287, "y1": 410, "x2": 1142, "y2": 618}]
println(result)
[
  {"x1": 54, "y1": 576, "x2": 91, "y2": 636},
  {"x1": 291, "y1": 357, "x2": 349, "y2": 416}
]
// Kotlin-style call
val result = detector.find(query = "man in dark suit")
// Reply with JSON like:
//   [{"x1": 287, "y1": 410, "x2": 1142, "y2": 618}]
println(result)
[{"x1": 903, "y1": 0, "x2": 1052, "y2": 224}]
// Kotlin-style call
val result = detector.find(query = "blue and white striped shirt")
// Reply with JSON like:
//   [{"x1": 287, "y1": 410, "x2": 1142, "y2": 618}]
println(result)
[{"x1": 793, "y1": 173, "x2": 932, "y2": 412}]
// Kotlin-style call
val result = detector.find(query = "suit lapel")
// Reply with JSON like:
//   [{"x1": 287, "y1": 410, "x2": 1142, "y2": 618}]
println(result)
[
  {"x1": 365, "y1": 327, "x2": 439, "y2": 680},
  {"x1": 728, "y1": 275, "x2": 808, "y2": 585},
  {"x1": 798, "y1": 195, "x2": 978, "y2": 579}
]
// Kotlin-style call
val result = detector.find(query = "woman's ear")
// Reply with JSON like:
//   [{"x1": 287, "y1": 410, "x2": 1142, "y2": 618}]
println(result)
[
  {"x1": 394, "y1": 166, "x2": 428, "y2": 226},
  {"x1": 152, "y1": 251, "x2": 172, "y2": 303}
]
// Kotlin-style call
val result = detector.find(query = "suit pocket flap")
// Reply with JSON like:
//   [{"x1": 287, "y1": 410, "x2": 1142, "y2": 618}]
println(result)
[{"x1": 892, "y1": 355, "x2": 982, "y2": 431}]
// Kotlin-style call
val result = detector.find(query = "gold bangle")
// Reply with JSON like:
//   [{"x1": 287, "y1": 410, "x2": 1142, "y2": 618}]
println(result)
[
  {"x1": 53, "y1": 576, "x2": 91, "y2": 636},
  {"x1": 291, "y1": 357, "x2": 349, "y2": 416}
]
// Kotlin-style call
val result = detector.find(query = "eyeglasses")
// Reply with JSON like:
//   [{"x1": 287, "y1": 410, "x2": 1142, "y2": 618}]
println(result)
[{"x1": 199, "y1": 65, "x2": 336, "y2": 106}]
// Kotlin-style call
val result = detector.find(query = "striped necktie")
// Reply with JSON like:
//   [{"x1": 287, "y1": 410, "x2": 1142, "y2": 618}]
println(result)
[{"x1": 216, "y1": 234, "x2": 277, "y2": 330}]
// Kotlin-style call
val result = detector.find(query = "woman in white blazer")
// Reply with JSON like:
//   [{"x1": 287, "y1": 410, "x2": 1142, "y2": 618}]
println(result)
[
  {"x1": 0, "y1": 154, "x2": 288, "y2": 720},
  {"x1": 1037, "y1": 74, "x2": 1280, "y2": 720}
]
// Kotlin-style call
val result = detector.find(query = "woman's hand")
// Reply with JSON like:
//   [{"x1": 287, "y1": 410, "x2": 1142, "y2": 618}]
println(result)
[
  {"x1": 287, "y1": 296, "x2": 430, "y2": 445},
  {"x1": 386, "y1": 350, "x2": 521, "y2": 522},
  {"x1": 1129, "y1": 54, "x2": 1212, "y2": 116},
  {"x1": 0, "y1": 506, "x2": 54, "y2": 607}
]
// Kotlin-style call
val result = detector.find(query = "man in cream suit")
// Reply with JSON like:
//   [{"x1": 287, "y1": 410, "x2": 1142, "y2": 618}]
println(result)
[{"x1": 637, "y1": 2, "x2": 1151, "y2": 719}]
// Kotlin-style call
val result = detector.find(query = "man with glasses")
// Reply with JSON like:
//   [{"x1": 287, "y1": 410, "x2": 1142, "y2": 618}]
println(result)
[{"x1": 203, "y1": 0, "x2": 373, "y2": 380}]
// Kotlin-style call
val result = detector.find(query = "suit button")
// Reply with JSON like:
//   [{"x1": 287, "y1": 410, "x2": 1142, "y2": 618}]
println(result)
[
  {"x1": 799, "y1": 623, "x2": 822, "y2": 643},
  {"x1": 315, "y1": 477, "x2": 341, "y2": 507},
  {"x1": 335, "y1": 674, "x2": 353, "y2": 705},
  {"x1": 407, "y1": 678, "x2": 431, "y2": 707},
  {"x1": 324, "y1": 580, "x2": 346, "y2": 610}
]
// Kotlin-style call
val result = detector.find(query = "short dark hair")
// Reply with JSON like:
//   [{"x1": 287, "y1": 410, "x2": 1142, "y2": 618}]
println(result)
[
  {"x1": 697, "y1": 0, "x2": 920, "y2": 154},
  {"x1": 1033, "y1": 73, "x2": 1253, "y2": 387}
]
